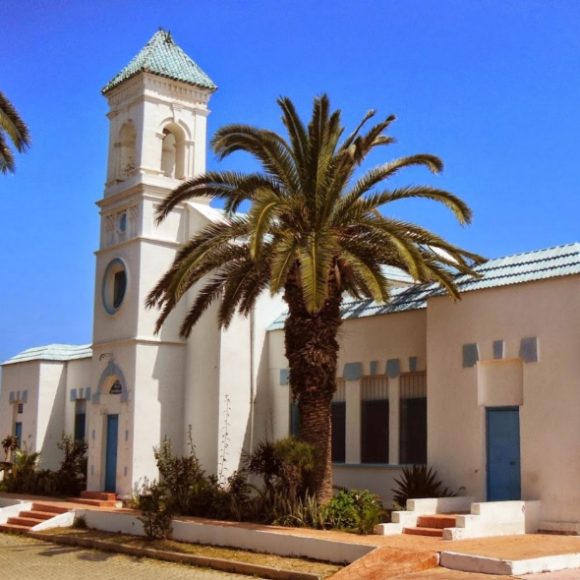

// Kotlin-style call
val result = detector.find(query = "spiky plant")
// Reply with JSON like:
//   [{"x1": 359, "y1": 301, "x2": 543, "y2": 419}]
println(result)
[
  {"x1": 147, "y1": 95, "x2": 483, "y2": 502},
  {"x1": 0, "y1": 91, "x2": 30, "y2": 174}
]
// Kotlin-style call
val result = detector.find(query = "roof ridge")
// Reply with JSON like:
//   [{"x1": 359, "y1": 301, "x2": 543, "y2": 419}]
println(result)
[{"x1": 484, "y1": 242, "x2": 580, "y2": 263}]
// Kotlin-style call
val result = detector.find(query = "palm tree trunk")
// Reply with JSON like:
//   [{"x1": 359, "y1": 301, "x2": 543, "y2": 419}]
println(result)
[{"x1": 284, "y1": 278, "x2": 341, "y2": 504}]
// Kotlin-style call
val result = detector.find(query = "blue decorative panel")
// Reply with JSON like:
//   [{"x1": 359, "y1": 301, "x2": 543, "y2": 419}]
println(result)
[
  {"x1": 370, "y1": 361, "x2": 379, "y2": 376},
  {"x1": 22, "y1": 390, "x2": 28, "y2": 403},
  {"x1": 70, "y1": 388, "x2": 78, "y2": 402},
  {"x1": 79, "y1": 387, "x2": 84, "y2": 399},
  {"x1": 493, "y1": 340, "x2": 505, "y2": 360},
  {"x1": 16, "y1": 391, "x2": 21, "y2": 402},
  {"x1": 279, "y1": 368, "x2": 290, "y2": 385},
  {"x1": 520, "y1": 337, "x2": 538, "y2": 363},
  {"x1": 409, "y1": 356, "x2": 418, "y2": 372},
  {"x1": 343, "y1": 362, "x2": 363, "y2": 381},
  {"x1": 85, "y1": 388, "x2": 91, "y2": 401},
  {"x1": 9, "y1": 391, "x2": 15, "y2": 403},
  {"x1": 386, "y1": 359, "x2": 400, "y2": 378},
  {"x1": 463, "y1": 343, "x2": 480, "y2": 368}
]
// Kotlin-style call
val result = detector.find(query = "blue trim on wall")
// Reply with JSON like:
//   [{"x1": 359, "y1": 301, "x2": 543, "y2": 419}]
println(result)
[
  {"x1": 370, "y1": 361, "x2": 379, "y2": 376},
  {"x1": 70, "y1": 388, "x2": 78, "y2": 402},
  {"x1": 463, "y1": 343, "x2": 480, "y2": 368},
  {"x1": 386, "y1": 359, "x2": 400, "y2": 378},
  {"x1": 343, "y1": 362, "x2": 363, "y2": 381},
  {"x1": 279, "y1": 368, "x2": 290, "y2": 385},
  {"x1": 409, "y1": 356, "x2": 418, "y2": 372},
  {"x1": 493, "y1": 340, "x2": 505, "y2": 360},
  {"x1": 520, "y1": 337, "x2": 538, "y2": 362}
]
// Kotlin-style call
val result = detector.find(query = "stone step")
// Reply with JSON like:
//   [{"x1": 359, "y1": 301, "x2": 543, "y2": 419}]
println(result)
[
  {"x1": 81, "y1": 490, "x2": 116, "y2": 502},
  {"x1": 20, "y1": 510, "x2": 57, "y2": 521},
  {"x1": 0, "y1": 523, "x2": 31, "y2": 534},
  {"x1": 68, "y1": 497, "x2": 116, "y2": 508},
  {"x1": 7, "y1": 516, "x2": 41, "y2": 527},
  {"x1": 417, "y1": 514, "x2": 457, "y2": 529},
  {"x1": 403, "y1": 526, "x2": 444, "y2": 538},
  {"x1": 31, "y1": 503, "x2": 69, "y2": 515}
]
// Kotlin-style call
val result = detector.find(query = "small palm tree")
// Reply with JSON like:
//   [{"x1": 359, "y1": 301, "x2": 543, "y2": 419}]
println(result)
[
  {"x1": 147, "y1": 95, "x2": 483, "y2": 502},
  {"x1": 0, "y1": 91, "x2": 30, "y2": 174}
]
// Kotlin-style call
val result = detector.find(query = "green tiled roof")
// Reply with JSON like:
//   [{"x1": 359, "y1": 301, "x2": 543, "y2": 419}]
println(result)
[
  {"x1": 103, "y1": 29, "x2": 216, "y2": 94},
  {"x1": 268, "y1": 242, "x2": 580, "y2": 329},
  {"x1": 3, "y1": 344, "x2": 93, "y2": 365}
]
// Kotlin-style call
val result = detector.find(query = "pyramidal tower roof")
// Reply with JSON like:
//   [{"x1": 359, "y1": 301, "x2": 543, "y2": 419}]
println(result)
[{"x1": 102, "y1": 29, "x2": 216, "y2": 94}]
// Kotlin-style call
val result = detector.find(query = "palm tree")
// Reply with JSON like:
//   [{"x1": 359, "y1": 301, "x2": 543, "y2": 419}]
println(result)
[
  {"x1": 147, "y1": 95, "x2": 483, "y2": 503},
  {"x1": 0, "y1": 91, "x2": 30, "y2": 174}
]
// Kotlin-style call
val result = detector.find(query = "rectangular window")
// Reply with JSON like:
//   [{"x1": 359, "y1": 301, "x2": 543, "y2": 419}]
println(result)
[
  {"x1": 74, "y1": 400, "x2": 87, "y2": 442},
  {"x1": 14, "y1": 422, "x2": 22, "y2": 448},
  {"x1": 331, "y1": 379, "x2": 346, "y2": 463},
  {"x1": 289, "y1": 401, "x2": 300, "y2": 437},
  {"x1": 17, "y1": 403, "x2": 24, "y2": 414},
  {"x1": 113, "y1": 270, "x2": 127, "y2": 308},
  {"x1": 399, "y1": 372, "x2": 427, "y2": 464},
  {"x1": 361, "y1": 375, "x2": 389, "y2": 463}
]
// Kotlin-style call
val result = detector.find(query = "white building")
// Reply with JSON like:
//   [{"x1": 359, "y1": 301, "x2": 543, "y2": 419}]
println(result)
[{"x1": 1, "y1": 30, "x2": 579, "y2": 534}]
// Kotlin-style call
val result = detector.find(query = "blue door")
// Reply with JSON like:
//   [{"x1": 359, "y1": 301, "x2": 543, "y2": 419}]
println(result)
[
  {"x1": 105, "y1": 414, "x2": 118, "y2": 492},
  {"x1": 486, "y1": 407, "x2": 521, "y2": 501}
]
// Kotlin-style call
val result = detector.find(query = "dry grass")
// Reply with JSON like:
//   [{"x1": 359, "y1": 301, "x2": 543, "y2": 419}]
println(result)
[{"x1": 39, "y1": 527, "x2": 344, "y2": 578}]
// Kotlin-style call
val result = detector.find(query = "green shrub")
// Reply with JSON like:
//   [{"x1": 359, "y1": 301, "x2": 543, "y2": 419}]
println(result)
[
  {"x1": 244, "y1": 437, "x2": 315, "y2": 521},
  {"x1": 138, "y1": 482, "x2": 174, "y2": 540},
  {"x1": 1, "y1": 434, "x2": 87, "y2": 497},
  {"x1": 392, "y1": 465, "x2": 455, "y2": 509},
  {"x1": 54, "y1": 435, "x2": 87, "y2": 496},
  {"x1": 324, "y1": 488, "x2": 385, "y2": 534}
]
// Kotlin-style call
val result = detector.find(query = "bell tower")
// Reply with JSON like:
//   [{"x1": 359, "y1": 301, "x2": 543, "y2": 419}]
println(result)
[{"x1": 88, "y1": 30, "x2": 216, "y2": 495}]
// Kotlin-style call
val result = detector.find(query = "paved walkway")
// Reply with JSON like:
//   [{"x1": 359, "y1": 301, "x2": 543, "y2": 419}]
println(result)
[{"x1": 0, "y1": 533, "x2": 261, "y2": 580}]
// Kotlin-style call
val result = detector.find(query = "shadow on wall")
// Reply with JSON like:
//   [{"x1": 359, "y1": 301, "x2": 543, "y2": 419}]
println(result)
[{"x1": 41, "y1": 367, "x2": 67, "y2": 470}]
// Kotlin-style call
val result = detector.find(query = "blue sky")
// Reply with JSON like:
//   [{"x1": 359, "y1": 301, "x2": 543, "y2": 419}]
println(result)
[{"x1": 1, "y1": 0, "x2": 579, "y2": 364}]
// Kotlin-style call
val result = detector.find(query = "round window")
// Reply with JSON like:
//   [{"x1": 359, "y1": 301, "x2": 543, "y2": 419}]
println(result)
[{"x1": 102, "y1": 258, "x2": 128, "y2": 314}]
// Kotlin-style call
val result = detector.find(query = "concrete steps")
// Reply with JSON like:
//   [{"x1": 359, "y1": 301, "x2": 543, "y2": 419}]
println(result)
[
  {"x1": 67, "y1": 491, "x2": 117, "y2": 508},
  {"x1": 403, "y1": 514, "x2": 458, "y2": 537},
  {"x1": 0, "y1": 502, "x2": 70, "y2": 535},
  {"x1": 403, "y1": 525, "x2": 444, "y2": 538}
]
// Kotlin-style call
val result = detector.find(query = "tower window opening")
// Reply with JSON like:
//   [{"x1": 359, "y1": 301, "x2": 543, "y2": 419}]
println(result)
[
  {"x1": 161, "y1": 125, "x2": 185, "y2": 179},
  {"x1": 118, "y1": 122, "x2": 136, "y2": 179}
]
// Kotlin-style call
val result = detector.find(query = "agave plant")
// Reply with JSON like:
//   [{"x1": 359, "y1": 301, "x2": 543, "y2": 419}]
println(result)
[{"x1": 392, "y1": 465, "x2": 455, "y2": 509}]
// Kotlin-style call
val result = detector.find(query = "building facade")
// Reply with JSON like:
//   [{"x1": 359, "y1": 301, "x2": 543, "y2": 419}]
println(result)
[{"x1": 1, "y1": 30, "x2": 579, "y2": 533}]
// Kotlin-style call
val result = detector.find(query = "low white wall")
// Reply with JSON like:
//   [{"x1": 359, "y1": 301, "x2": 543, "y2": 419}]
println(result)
[
  {"x1": 0, "y1": 501, "x2": 32, "y2": 524},
  {"x1": 31, "y1": 510, "x2": 76, "y2": 531},
  {"x1": 82, "y1": 510, "x2": 373, "y2": 564},
  {"x1": 333, "y1": 464, "x2": 404, "y2": 508}
]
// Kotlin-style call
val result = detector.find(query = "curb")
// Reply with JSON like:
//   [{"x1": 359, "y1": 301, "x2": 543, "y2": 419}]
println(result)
[
  {"x1": 440, "y1": 550, "x2": 580, "y2": 576},
  {"x1": 29, "y1": 532, "x2": 322, "y2": 580}
]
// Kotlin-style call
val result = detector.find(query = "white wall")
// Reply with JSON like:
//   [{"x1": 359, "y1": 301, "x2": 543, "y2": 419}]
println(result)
[
  {"x1": 427, "y1": 276, "x2": 580, "y2": 522},
  {"x1": 0, "y1": 362, "x2": 40, "y2": 453}
]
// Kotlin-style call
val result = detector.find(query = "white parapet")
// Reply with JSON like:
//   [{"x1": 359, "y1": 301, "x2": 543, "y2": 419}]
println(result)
[
  {"x1": 443, "y1": 500, "x2": 542, "y2": 540},
  {"x1": 0, "y1": 501, "x2": 32, "y2": 524}
]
